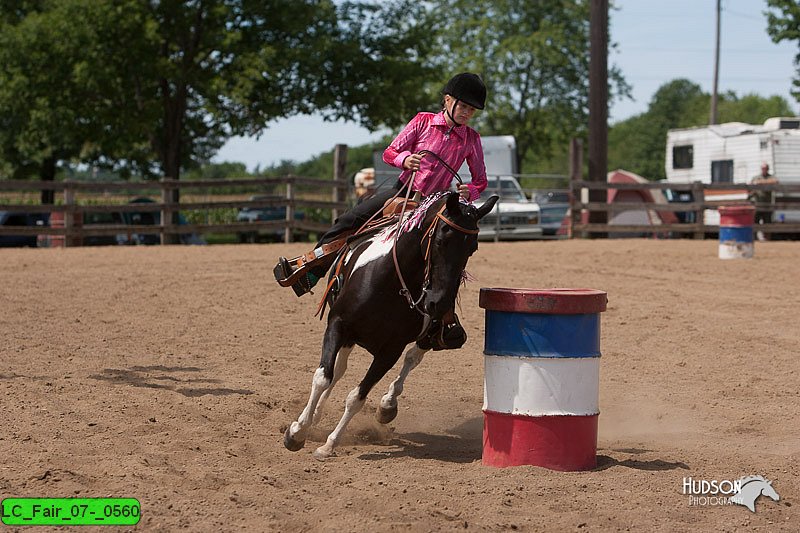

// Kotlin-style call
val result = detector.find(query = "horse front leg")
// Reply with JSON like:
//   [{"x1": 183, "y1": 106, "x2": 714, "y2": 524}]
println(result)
[
  {"x1": 377, "y1": 345, "x2": 428, "y2": 424},
  {"x1": 285, "y1": 365, "x2": 333, "y2": 451},
  {"x1": 312, "y1": 345, "x2": 352, "y2": 425},
  {"x1": 313, "y1": 348, "x2": 403, "y2": 460},
  {"x1": 284, "y1": 321, "x2": 346, "y2": 452}
]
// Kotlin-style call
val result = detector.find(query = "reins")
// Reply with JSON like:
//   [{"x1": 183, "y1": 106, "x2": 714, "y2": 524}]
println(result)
[
  {"x1": 416, "y1": 149, "x2": 464, "y2": 186},
  {"x1": 391, "y1": 151, "x2": 477, "y2": 327},
  {"x1": 316, "y1": 149, "x2": 477, "y2": 332},
  {"x1": 392, "y1": 174, "x2": 425, "y2": 311}
]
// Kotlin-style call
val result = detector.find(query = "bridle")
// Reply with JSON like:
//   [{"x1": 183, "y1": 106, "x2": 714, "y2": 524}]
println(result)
[
  {"x1": 313, "y1": 150, "x2": 476, "y2": 323},
  {"x1": 390, "y1": 151, "x2": 478, "y2": 334}
]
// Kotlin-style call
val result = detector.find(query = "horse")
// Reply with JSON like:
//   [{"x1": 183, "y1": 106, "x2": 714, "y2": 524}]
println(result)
[
  {"x1": 283, "y1": 190, "x2": 498, "y2": 460},
  {"x1": 730, "y1": 475, "x2": 780, "y2": 512}
]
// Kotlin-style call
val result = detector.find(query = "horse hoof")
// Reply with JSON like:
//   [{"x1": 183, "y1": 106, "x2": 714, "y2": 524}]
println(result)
[
  {"x1": 283, "y1": 427, "x2": 305, "y2": 452},
  {"x1": 376, "y1": 404, "x2": 398, "y2": 424},
  {"x1": 312, "y1": 447, "x2": 334, "y2": 461}
]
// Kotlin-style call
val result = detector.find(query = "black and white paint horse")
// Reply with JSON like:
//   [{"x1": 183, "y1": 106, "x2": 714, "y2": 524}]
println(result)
[{"x1": 284, "y1": 191, "x2": 498, "y2": 459}]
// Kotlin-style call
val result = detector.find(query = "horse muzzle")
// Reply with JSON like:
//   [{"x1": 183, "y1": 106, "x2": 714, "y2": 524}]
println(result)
[{"x1": 422, "y1": 290, "x2": 457, "y2": 323}]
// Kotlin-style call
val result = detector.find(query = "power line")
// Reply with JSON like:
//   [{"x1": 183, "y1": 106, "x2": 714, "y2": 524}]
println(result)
[{"x1": 617, "y1": 46, "x2": 793, "y2": 54}]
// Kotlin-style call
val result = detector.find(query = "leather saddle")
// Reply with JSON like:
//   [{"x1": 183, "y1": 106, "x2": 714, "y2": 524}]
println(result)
[{"x1": 274, "y1": 196, "x2": 419, "y2": 288}]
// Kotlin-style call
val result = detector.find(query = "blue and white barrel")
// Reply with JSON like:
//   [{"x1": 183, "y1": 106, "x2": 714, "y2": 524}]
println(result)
[
  {"x1": 718, "y1": 205, "x2": 755, "y2": 259},
  {"x1": 479, "y1": 288, "x2": 607, "y2": 471}
]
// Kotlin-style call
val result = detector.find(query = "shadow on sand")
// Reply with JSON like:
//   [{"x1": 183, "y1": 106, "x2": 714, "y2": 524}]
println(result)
[
  {"x1": 595, "y1": 455, "x2": 689, "y2": 472},
  {"x1": 355, "y1": 417, "x2": 688, "y2": 472},
  {"x1": 89, "y1": 365, "x2": 253, "y2": 397},
  {"x1": 358, "y1": 417, "x2": 483, "y2": 464}
]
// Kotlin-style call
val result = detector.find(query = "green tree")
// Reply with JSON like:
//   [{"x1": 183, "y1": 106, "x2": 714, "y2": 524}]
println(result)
[
  {"x1": 183, "y1": 162, "x2": 249, "y2": 181},
  {"x1": 717, "y1": 94, "x2": 796, "y2": 124},
  {"x1": 428, "y1": 0, "x2": 630, "y2": 173},
  {"x1": 608, "y1": 79, "x2": 705, "y2": 180},
  {"x1": 0, "y1": 0, "x2": 154, "y2": 201},
  {"x1": 766, "y1": 0, "x2": 800, "y2": 103},
  {"x1": 0, "y1": 0, "x2": 437, "y2": 205}
]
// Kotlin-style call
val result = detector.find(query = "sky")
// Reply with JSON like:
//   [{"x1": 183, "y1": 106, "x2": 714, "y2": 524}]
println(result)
[{"x1": 213, "y1": 0, "x2": 799, "y2": 172}]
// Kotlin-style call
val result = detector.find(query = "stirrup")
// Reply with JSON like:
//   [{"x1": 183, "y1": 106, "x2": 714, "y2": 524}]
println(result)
[
  {"x1": 416, "y1": 313, "x2": 467, "y2": 351},
  {"x1": 272, "y1": 257, "x2": 312, "y2": 296},
  {"x1": 273, "y1": 237, "x2": 349, "y2": 288},
  {"x1": 273, "y1": 255, "x2": 316, "y2": 288},
  {"x1": 273, "y1": 257, "x2": 295, "y2": 283}
]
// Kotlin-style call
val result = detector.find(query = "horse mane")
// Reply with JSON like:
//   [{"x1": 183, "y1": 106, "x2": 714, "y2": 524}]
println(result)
[
  {"x1": 397, "y1": 191, "x2": 451, "y2": 236},
  {"x1": 738, "y1": 475, "x2": 770, "y2": 486}
]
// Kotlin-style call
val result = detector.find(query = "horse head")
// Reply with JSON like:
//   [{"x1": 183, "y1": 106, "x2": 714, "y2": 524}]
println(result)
[
  {"x1": 420, "y1": 192, "x2": 498, "y2": 320},
  {"x1": 761, "y1": 480, "x2": 780, "y2": 502},
  {"x1": 731, "y1": 476, "x2": 780, "y2": 513}
]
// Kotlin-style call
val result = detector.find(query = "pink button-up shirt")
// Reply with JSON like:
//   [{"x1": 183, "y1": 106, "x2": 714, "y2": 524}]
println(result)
[{"x1": 383, "y1": 112, "x2": 488, "y2": 202}]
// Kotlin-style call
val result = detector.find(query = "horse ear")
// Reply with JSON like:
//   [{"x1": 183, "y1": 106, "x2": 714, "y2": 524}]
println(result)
[
  {"x1": 446, "y1": 191, "x2": 462, "y2": 215},
  {"x1": 476, "y1": 195, "x2": 499, "y2": 220}
]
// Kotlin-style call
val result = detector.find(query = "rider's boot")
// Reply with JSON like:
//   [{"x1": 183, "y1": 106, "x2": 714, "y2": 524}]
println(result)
[
  {"x1": 273, "y1": 236, "x2": 350, "y2": 297},
  {"x1": 416, "y1": 310, "x2": 467, "y2": 351},
  {"x1": 274, "y1": 256, "x2": 323, "y2": 297}
]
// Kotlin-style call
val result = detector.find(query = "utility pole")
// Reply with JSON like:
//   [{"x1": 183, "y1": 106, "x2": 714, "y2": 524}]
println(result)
[
  {"x1": 588, "y1": 0, "x2": 608, "y2": 235},
  {"x1": 710, "y1": 0, "x2": 721, "y2": 125}
]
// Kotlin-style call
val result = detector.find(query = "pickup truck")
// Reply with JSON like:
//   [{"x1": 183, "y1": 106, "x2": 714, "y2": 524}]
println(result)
[
  {"x1": 236, "y1": 195, "x2": 306, "y2": 243},
  {"x1": 477, "y1": 176, "x2": 542, "y2": 241}
]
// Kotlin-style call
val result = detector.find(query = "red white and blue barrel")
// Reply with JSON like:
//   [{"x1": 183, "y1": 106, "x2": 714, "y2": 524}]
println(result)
[
  {"x1": 479, "y1": 288, "x2": 607, "y2": 471},
  {"x1": 718, "y1": 205, "x2": 755, "y2": 259}
]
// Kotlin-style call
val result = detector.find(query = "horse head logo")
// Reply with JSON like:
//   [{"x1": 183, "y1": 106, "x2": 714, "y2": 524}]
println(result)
[{"x1": 730, "y1": 476, "x2": 780, "y2": 513}]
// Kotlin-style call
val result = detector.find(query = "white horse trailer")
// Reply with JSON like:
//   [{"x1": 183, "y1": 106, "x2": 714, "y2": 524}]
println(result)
[
  {"x1": 666, "y1": 117, "x2": 800, "y2": 184},
  {"x1": 665, "y1": 117, "x2": 800, "y2": 225}
]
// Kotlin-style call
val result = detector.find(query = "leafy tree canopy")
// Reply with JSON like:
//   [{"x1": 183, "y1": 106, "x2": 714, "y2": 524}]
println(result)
[
  {"x1": 766, "y1": 0, "x2": 800, "y2": 103},
  {"x1": 427, "y1": 0, "x2": 630, "y2": 173},
  {"x1": 0, "y1": 0, "x2": 436, "y2": 189}
]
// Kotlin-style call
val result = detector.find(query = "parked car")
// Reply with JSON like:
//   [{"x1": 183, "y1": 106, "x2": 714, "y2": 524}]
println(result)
[
  {"x1": 663, "y1": 188, "x2": 696, "y2": 224},
  {"x1": 121, "y1": 197, "x2": 161, "y2": 245},
  {"x1": 36, "y1": 197, "x2": 205, "y2": 247},
  {"x1": 236, "y1": 195, "x2": 306, "y2": 243},
  {"x1": 476, "y1": 177, "x2": 541, "y2": 241},
  {"x1": 533, "y1": 191, "x2": 570, "y2": 236},
  {"x1": 82, "y1": 210, "x2": 129, "y2": 246},
  {"x1": 77, "y1": 199, "x2": 158, "y2": 246},
  {"x1": 115, "y1": 197, "x2": 204, "y2": 245},
  {"x1": 0, "y1": 211, "x2": 49, "y2": 247}
]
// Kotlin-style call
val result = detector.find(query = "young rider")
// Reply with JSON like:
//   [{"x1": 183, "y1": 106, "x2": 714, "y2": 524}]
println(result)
[{"x1": 274, "y1": 72, "x2": 489, "y2": 296}]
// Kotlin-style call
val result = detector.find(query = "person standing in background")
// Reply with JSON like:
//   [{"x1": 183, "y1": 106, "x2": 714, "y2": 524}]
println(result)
[
  {"x1": 749, "y1": 162, "x2": 778, "y2": 240},
  {"x1": 353, "y1": 168, "x2": 376, "y2": 199}
]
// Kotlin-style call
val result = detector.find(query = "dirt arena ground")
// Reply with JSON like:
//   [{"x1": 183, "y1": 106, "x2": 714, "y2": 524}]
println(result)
[{"x1": 1, "y1": 239, "x2": 797, "y2": 532}]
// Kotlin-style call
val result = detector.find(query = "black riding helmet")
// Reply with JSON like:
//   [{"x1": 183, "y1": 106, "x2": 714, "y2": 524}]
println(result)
[{"x1": 443, "y1": 72, "x2": 486, "y2": 110}]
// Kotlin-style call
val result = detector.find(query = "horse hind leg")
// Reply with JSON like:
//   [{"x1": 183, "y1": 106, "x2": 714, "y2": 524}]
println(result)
[
  {"x1": 313, "y1": 348, "x2": 403, "y2": 460},
  {"x1": 377, "y1": 345, "x2": 428, "y2": 424},
  {"x1": 311, "y1": 386, "x2": 365, "y2": 460}
]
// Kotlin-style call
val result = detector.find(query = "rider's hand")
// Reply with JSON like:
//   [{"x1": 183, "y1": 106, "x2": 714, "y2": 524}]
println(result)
[
  {"x1": 403, "y1": 153, "x2": 424, "y2": 171},
  {"x1": 457, "y1": 184, "x2": 471, "y2": 201}
]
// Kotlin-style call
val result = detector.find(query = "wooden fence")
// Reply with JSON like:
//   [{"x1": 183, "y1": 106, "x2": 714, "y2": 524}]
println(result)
[
  {"x1": 4, "y1": 172, "x2": 800, "y2": 246},
  {"x1": 569, "y1": 179, "x2": 800, "y2": 238},
  {"x1": 0, "y1": 176, "x2": 350, "y2": 245},
  {"x1": 0, "y1": 144, "x2": 355, "y2": 246}
]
